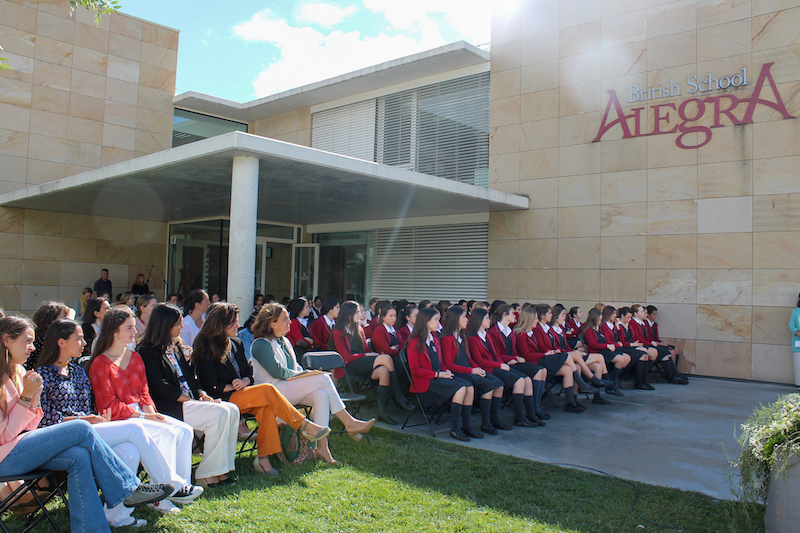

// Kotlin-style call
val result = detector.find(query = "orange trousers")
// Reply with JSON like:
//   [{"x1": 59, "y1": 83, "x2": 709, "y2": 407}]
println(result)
[{"x1": 229, "y1": 383, "x2": 306, "y2": 457}]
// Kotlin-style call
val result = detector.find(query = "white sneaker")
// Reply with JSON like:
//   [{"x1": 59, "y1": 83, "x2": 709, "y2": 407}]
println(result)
[
  {"x1": 111, "y1": 517, "x2": 148, "y2": 528},
  {"x1": 148, "y1": 499, "x2": 181, "y2": 514},
  {"x1": 167, "y1": 484, "x2": 204, "y2": 504}
]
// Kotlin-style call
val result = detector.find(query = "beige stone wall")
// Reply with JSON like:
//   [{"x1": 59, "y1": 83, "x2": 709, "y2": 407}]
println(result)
[
  {"x1": 0, "y1": 0, "x2": 178, "y2": 191},
  {"x1": 489, "y1": 0, "x2": 800, "y2": 383},
  {"x1": 249, "y1": 108, "x2": 311, "y2": 146},
  {"x1": 0, "y1": 207, "x2": 167, "y2": 315}
]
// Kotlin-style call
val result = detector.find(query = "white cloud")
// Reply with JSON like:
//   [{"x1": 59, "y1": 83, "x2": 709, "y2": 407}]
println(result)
[
  {"x1": 362, "y1": 0, "x2": 491, "y2": 44},
  {"x1": 296, "y1": 3, "x2": 358, "y2": 27}
]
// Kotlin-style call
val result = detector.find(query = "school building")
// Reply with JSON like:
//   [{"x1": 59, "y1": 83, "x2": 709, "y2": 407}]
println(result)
[{"x1": 0, "y1": 0, "x2": 798, "y2": 383}]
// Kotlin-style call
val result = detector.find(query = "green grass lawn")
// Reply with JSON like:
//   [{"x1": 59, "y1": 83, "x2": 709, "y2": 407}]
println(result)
[{"x1": 5, "y1": 428, "x2": 763, "y2": 532}]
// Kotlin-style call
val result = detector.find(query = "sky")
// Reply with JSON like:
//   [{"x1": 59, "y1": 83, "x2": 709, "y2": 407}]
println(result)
[{"x1": 119, "y1": 1, "x2": 492, "y2": 103}]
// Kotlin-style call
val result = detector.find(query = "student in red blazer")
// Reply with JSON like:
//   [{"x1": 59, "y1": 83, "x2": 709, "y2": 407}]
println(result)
[
  {"x1": 395, "y1": 305, "x2": 417, "y2": 348},
  {"x1": 371, "y1": 306, "x2": 401, "y2": 357},
  {"x1": 646, "y1": 305, "x2": 683, "y2": 364},
  {"x1": 310, "y1": 298, "x2": 338, "y2": 350},
  {"x1": 466, "y1": 308, "x2": 538, "y2": 428},
  {"x1": 636, "y1": 305, "x2": 687, "y2": 384},
  {"x1": 330, "y1": 301, "x2": 412, "y2": 425},
  {"x1": 615, "y1": 306, "x2": 658, "y2": 390},
  {"x1": 440, "y1": 306, "x2": 505, "y2": 434},
  {"x1": 407, "y1": 307, "x2": 478, "y2": 441},
  {"x1": 583, "y1": 308, "x2": 634, "y2": 395},
  {"x1": 488, "y1": 305, "x2": 548, "y2": 422},
  {"x1": 564, "y1": 307, "x2": 585, "y2": 350},
  {"x1": 286, "y1": 298, "x2": 314, "y2": 356}
]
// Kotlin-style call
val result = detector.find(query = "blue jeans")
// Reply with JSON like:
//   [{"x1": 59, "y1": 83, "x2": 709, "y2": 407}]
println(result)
[{"x1": 0, "y1": 419, "x2": 138, "y2": 533}]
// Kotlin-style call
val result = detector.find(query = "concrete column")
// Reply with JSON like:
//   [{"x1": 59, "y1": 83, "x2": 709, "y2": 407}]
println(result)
[{"x1": 227, "y1": 155, "x2": 258, "y2": 316}]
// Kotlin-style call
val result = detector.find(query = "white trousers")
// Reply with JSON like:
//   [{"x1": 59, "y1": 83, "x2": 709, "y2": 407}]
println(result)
[
  {"x1": 182, "y1": 400, "x2": 240, "y2": 479},
  {"x1": 136, "y1": 416, "x2": 194, "y2": 484},
  {"x1": 272, "y1": 374, "x2": 346, "y2": 427}
]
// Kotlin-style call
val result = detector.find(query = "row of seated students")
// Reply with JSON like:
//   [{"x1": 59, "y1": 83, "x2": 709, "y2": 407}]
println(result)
[
  {"x1": 276, "y1": 296, "x2": 686, "y2": 442},
  {"x1": 0, "y1": 297, "x2": 376, "y2": 530}
]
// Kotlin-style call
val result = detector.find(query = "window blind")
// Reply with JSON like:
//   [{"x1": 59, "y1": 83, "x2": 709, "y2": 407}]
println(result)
[{"x1": 311, "y1": 99, "x2": 376, "y2": 161}]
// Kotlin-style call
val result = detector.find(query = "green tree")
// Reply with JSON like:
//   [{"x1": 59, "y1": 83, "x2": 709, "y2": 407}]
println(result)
[{"x1": 1, "y1": 0, "x2": 120, "y2": 69}]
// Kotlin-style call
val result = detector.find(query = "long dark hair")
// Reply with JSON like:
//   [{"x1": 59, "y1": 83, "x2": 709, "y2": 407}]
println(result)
[
  {"x1": 192, "y1": 303, "x2": 239, "y2": 365},
  {"x1": 320, "y1": 298, "x2": 339, "y2": 317},
  {"x1": 534, "y1": 303, "x2": 551, "y2": 322},
  {"x1": 398, "y1": 304, "x2": 417, "y2": 328},
  {"x1": 38, "y1": 319, "x2": 80, "y2": 368},
  {"x1": 0, "y1": 315, "x2": 34, "y2": 416},
  {"x1": 82, "y1": 297, "x2": 107, "y2": 326},
  {"x1": 135, "y1": 295, "x2": 156, "y2": 318},
  {"x1": 374, "y1": 300, "x2": 392, "y2": 326},
  {"x1": 441, "y1": 306, "x2": 464, "y2": 339},
  {"x1": 329, "y1": 300, "x2": 363, "y2": 353},
  {"x1": 287, "y1": 298, "x2": 307, "y2": 320},
  {"x1": 33, "y1": 301, "x2": 69, "y2": 338},
  {"x1": 491, "y1": 304, "x2": 512, "y2": 328},
  {"x1": 138, "y1": 304, "x2": 182, "y2": 354},
  {"x1": 567, "y1": 306, "x2": 581, "y2": 322},
  {"x1": 89, "y1": 307, "x2": 134, "y2": 369},
  {"x1": 407, "y1": 307, "x2": 438, "y2": 346},
  {"x1": 465, "y1": 308, "x2": 488, "y2": 338},
  {"x1": 550, "y1": 304, "x2": 565, "y2": 327},
  {"x1": 601, "y1": 305, "x2": 616, "y2": 324},
  {"x1": 583, "y1": 308, "x2": 602, "y2": 332},
  {"x1": 184, "y1": 289, "x2": 207, "y2": 316}
]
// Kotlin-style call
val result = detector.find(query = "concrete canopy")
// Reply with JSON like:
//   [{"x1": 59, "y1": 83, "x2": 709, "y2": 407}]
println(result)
[{"x1": 0, "y1": 132, "x2": 528, "y2": 224}]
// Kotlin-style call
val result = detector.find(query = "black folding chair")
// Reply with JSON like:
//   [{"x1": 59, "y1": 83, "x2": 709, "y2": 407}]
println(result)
[
  {"x1": 397, "y1": 350, "x2": 450, "y2": 438},
  {"x1": 0, "y1": 470, "x2": 69, "y2": 533},
  {"x1": 235, "y1": 413, "x2": 259, "y2": 457}
]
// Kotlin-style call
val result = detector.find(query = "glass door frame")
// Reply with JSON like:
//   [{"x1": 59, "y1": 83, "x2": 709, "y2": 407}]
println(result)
[{"x1": 291, "y1": 243, "x2": 319, "y2": 299}]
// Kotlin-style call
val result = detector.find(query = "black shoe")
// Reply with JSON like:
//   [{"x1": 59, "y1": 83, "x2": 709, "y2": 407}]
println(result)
[
  {"x1": 578, "y1": 385, "x2": 598, "y2": 394},
  {"x1": 480, "y1": 424, "x2": 498, "y2": 435},
  {"x1": 398, "y1": 400, "x2": 416, "y2": 411},
  {"x1": 513, "y1": 418, "x2": 535, "y2": 427},
  {"x1": 536, "y1": 411, "x2": 551, "y2": 421},
  {"x1": 671, "y1": 377, "x2": 688, "y2": 385},
  {"x1": 636, "y1": 383, "x2": 655, "y2": 390},
  {"x1": 575, "y1": 401, "x2": 587, "y2": 408},
  {"x1": 491, "y1": 420, "x2": 513, "y2": 431},
  {"x1": 124, "y1": 483, "x2": 173, "y2": 507},
  {"x1": 450, "y1": 430, "x2": 471, "y2": 442},
  {"x1": 463, "y1": 428, "x2": 484, "y2": 439},
  {"x1": 528, "y1": 417, "x2": 546, "y2": 427},
  {"x1": 596, "y1": 379, "x2": 614, "y2": 388},
  {"x1": 217, "y1": 477, "x2": 237, "y2": 486},
  {"x1": 377, "y1": 413, "x2": 397, "y2": 425},
  {"x1": 606, "y1": 386, "x2": 624, "y2": 397},
  {"x1": 592, "y1": 396, "x2": 611, "y2": 405},
  {"x1": 564, "y1": 404, "x2": 585, "y2": 413}
]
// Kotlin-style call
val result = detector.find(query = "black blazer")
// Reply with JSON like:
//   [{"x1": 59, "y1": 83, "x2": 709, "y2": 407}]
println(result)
[
  {"x1": 138, "y1": 342, "x2": 203, "y2": 420},
  {"x1": 194, "y1": 337, "x2": 251, "y2": 402}
]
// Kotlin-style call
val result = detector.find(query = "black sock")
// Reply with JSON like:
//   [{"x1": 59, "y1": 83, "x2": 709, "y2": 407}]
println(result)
[
  {"x1": 378, "y1": 385, "x2": 391, "y2": 414},
  {"x1": 389, "y1": 371, "x2": 407, "y2": 404},
  {"x1": 634, "y1": 360, "x2": 645, "y2": 387},
  {"x1": 609, "y1": 366, "x2": 621, "y2": 386},
  {"x1": 490, "y1": 397, "x2": 502, "y2": 423},
  {"x1": 450, "y1": 402, "x2": 462, "y2": 434},
  {"x1": 643, "y1": 360, "x2": 654, "y2": 385},
  {"x1": 461, "y1": 402, "x2": 474, "y2": 432},
  {"x1": 480, "y1": 397, "x2": 491, "y2": 427},
  {"x1": 523, "y1": 395, "x2": 536, "y2": 419},
  {"x1": 662, "y1": 358, "x2": 679, "y2": 380},
  {"x1": 565, "y1": 386, "x2": 577, "y2": 406},
  {"x1": 512, "y1": 394, "x2": 526, "y2": 421},
  {"x1": 532, "y1": 380, "x2": 545, "y2": 415},
  {"x1": 574, "y1": 371, "x2": 591, "y2": 390},
  {"x1": 589, "y1": 375, "x2": 605, "y2": 387}
]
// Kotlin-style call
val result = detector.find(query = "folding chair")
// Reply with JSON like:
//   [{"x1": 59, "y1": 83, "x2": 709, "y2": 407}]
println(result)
[
  {"x1": 397, "y1": 350, "x2": 451, "y2": 438},
  {"x1": 0, "y1": 470, "x2": 69, "y2": 533},
  {"x1": 235, "y1": 413, "x2": 259, "y2": 457}
]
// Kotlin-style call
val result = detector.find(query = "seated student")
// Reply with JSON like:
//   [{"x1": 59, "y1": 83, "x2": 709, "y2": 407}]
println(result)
[
  {"x1": 26, "y1": 301, "x2": 70, "y2": 370},
  {"x1": 310, "y1": 298, "x2": 339, "y2": 350},
  {"x1": 514, "y1": 307, "x2": 585, "y2": 413},
  {"x1": 0, "y1": 315, "x2": 172, "y2": 533},
  {"x1": 138, "y1": 304, "x2": 240, "y2": 489},
  {"x1": 396, "y1": 304, "x2": 418, "y2": 348},
  {"x1": 37, "y1": 318, "x2": 192, "y2": 521},
  {"x1": 249, "y1": 304, "x2": 375, "y2": 464},
  {"x1": 598, "y1": 305, "x2": 652, "y2": 391},
  {"x1": 134, "y1": 295, "x2": 157, "y2": 341},
  {"x1": 87, "y1": 308, "x2": 203, "y2": 504},
  {"x1": 417, "y1": 300, "x2": 433, "y2": 310},
  {"x1": 286, "y1": 298, "x2": 314, "y2": 358},
  {"x1": 364, "y1": 298, "x2": 379, "y2": 324},
  {"x1": 193, "y1": 303, "x2": 330, "y2": 476},
  {"x1": 582, "y1": 308, "x2": 632, "y2": 398},
  {"x1": 440, "y1": 306, "x2": 505, "y2": 434},
  {"x1": 407, "y1": 307, "x2": 478, "y2": 441},
  {"x1": 371, "y1": 305, "x2": 401, "y2": 357},
  {"x1": 646, "y1": 305, "x2": 686, "y2": 374},
  {"x1": 487, "y1": 304, "x2": 549, "y2": 423},
  {"x1": 80, "y1": 297, "x2": 111, "y2": 364},
  {"x1": 615, "y1": 306, "x2": 658, "y2": 390},
  {"x1": 181, "y1": 289, "x2": 210, "y2": 348},
  {"x1": 635, "y1": 305, "x2": 687, "y2": 385},
  {"x1": 535, "y1": 304, "x2": 615, "y2": 401},
  {"x1": 330, "y1": 301, "x2": 411, "y2": 425},
  {"x1": 364, "y1": 300, "x2": 391, "y2": 340},
  {"x1": 564, "y1": 306, "x2": 585, "y2": 350},
  {"x1": 466, "y1": 308, "x2": 537, "y2": 428}
]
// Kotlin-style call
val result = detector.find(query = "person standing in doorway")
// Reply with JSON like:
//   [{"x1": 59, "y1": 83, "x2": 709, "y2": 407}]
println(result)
[{"x1": 93, "y1": 269, "x2": 112, "y2": 298}]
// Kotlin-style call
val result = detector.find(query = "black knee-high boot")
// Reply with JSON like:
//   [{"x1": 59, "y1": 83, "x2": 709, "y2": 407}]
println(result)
[
  {"x1": 377, "y1": 385, "x2": 396, "y2": 425},
  {"x1": 512, "y1": 394, "x2": 532, "y2": 425},
  {"x1": 480, "y1": 397, "x2": 492, "y2": 428},
  {"x1": 533, "y1": 380, "x2": 549, "y2": 421},
  {"x1": 662, "y1": 358, "x2": 686, "y2": 383},
  {"x1": 389, "y1": 371, "x2": 412, "y2": 408}
]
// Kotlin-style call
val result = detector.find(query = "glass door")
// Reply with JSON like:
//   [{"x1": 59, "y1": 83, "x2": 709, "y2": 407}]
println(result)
[
  {"x1": 255, "y1": 237, "x2": 268, "y2": 296},
  {"x1": 291, "y1": 244, "x2": 319, "y2": 299}
]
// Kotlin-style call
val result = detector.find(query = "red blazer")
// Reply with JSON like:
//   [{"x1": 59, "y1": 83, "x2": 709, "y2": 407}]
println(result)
[
  {"x1": 372, "y1": 324, "x2": 400, "y2": 357},
  {"x1": 310, "y1": 317, "x2": 332, "y2": 350},
  {"x1": 629, "y1": 320, "x2": 653, "y2": 345},
  {"x1": 364, "y1": 316, "x2": 380, "y2": 340},
  {"x1": 564, "y1": 318, "x2": 582, "y2": 340},
  {"x1": 396, "y1": 323, "x2": 413, "y2": 348},
  {"x1": 584, "y1": 328, "x2": 615, "y2": 353},
  {"x1": 616, "y1": 323, "x2": 640, "y2": 347},
  {"x1": 599, "y1": 322, "x2": 623, "y2": 348},
  {"x1": 486, "y1": 325, "x2": 516, "y2": 363},
  {"x1": 332, "y1": 328, "x2": 368, "y2": 365},
  {"x1": 641, "y1": 320, "x2": 661, "y2": 343},
  {"x1": 287, "y1": 318, "x2": 311, "y2": 348},
  {"x1": 440, "y1": 334, "x2": 474, "y2": 374},
  {"x1": 407, "y1": 335, "x2": 442, "y2": 393},
  {"x1": 467, "y1": 334, "x2": 504, "y2": 370},
  {"x1": 514, "y1": 330, "x2": 546, "y2": 364},
  {"x1": 650, "y1": 321, "x2": 663, "y2": 343},
  {"x1": 533, "y1": 323, "x2": 560, "y2": 353}
]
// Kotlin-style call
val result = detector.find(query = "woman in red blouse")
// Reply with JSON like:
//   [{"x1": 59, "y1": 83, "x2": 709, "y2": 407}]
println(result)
[
  {"x1": 88, "y1": 307, "x2": 202, "y2": 503},
  {"x1": 330, "y1": 301, "x2": 410, "y2": 425}
]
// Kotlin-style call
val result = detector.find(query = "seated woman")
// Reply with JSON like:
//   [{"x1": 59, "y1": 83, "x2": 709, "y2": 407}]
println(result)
[
  {"x1": 513, "y1": 307, "x2": 585, "y2": 413},
  {"x1": 371, "y1": 305, "x2": 401, "y2": 357},
  {"x1": 310, "y1": 298, "x2": 339, "y2": 350},
  {"x1": 26, "y1": 301, "x2": 70, "y2": 370},
  {"x1": 193, "y1": 303, "x2": 330, "y2": 476},
  {"x1": 286, "y1": 298, "x2": 314, "y2": 358},
  {"x1": 0, "y1": 315, "x2": 171, "y2": 533},
  {"x1": 582, "y1": 308, "x2": 633, "y2": 399},
  {"x1": 87, "y1": 307, "x2": 203, "y2": 504},
  {"x1": 406, "y1": 307, "x2": 477, "y2": 441},
  {"x1": 616, "y1": 306, "x2": 658, "y2": 390},
  {"x1": 564, "y1": 306, "x2": 585, "y2": 350},
  {"x1": 80, "y1": 296, "x2": 110, "y2": 365},
  {"x1": 330, "y1": 301, "x2": 411, "y2": 426},
  {"x1": 138, "y1": 304, "x2": 240, "y2": 488},
  {"x1": 38, "y1": 318, "x2": 192, "y2": 522},
  {"x1": 249, "y1": 304, "x2": 375, "y2": 464},
  {"x1": 134, "y1": 295, "x2": 157, "y2": 341},
  {"x1": 643, "y1": 305, "x2": 687, "y2": 384},
  {"x1": 395, "y1": 304, "x2": 418, "y2": 348},
  {"x1": 440, "y1": 306, "x2": 505, "y2": 434},
  {"x1": 465, "y1": 308, "x2": 536, "y2": 428}
]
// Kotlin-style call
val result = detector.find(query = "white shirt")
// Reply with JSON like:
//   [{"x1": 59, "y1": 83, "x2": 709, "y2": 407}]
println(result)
[
  {"x1": 477, "y1": 329, "x2": 487, "y2": 342},
  {"x1": 552, "y1": 325, "x2": 563, "y2": 335},
  {"x1": 324, "y1": 315, "x2": 335, "y2": 329},
  {"x1": 633, "y1": 317, "x2": 646, "y2": 326},
  {"x1": 180, "y1": 315, "x2": 202, "y2": 347},
  {"x1": 540, "y1": 323, "x2": 551, "y2": 333},
  {"x1": 498, "y1": 323, "x2": 511, "y2": 336},
  {"x1": 384, "y1": 324, "x2": 396, "y2": 335}
]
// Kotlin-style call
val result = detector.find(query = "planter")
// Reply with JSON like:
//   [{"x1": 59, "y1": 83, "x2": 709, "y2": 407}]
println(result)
[{"x1": 766, "y1": 455, "x2": 800, "y2": 533}]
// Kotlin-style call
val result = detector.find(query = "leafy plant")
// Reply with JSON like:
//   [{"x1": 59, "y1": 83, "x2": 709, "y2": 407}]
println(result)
[
  {"x1": 734, "y1": 393, "x2": 800, "y2": 503},
  {"x1": 69, "y1": 0, "x2": 121, "y2": 25}
]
